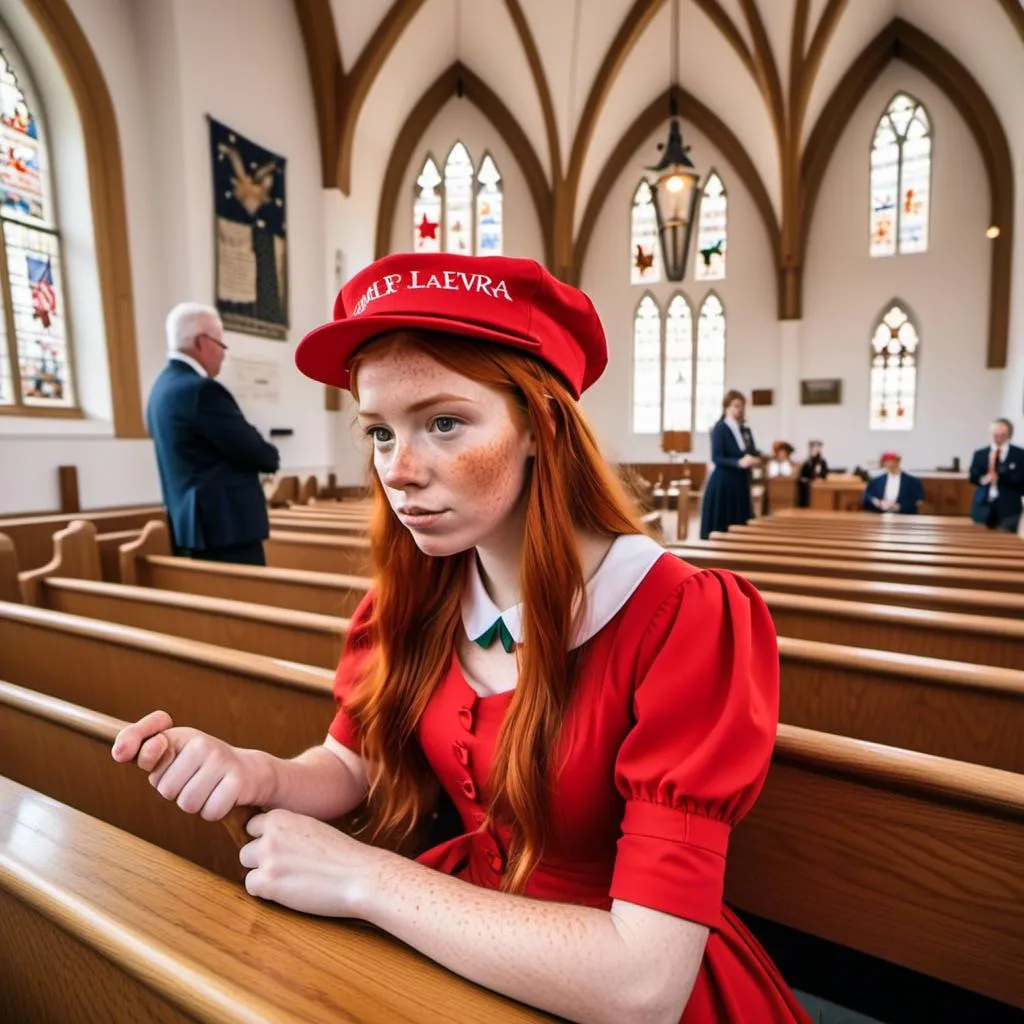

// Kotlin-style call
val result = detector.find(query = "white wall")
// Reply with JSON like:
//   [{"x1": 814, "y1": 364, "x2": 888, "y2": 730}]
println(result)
[
  {"x1": 0, "y1": 0, "x2": 332, "y2": 514},
  {"x1": 800, "y1": 63, "x2": 1001, "y2": 473},
  {"x1": 578, "y1": 120, "x2": 779, "y2": 464}
]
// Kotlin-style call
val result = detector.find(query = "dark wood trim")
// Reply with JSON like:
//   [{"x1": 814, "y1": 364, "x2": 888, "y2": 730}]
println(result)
[
  {"x1": 24, "y1": 0, "x2": 145, "y2": 437},
  {"x1": 801, "y1": 19, "x2": 1014, "y2": 366},
  {"x1": 557, "y1": 0, "x2": 665, "y2": 280},
  {"x1": 58, "y1": 465, "x2": 79, "y2": 513},
  {"x1": 737, "y1": 0, "x2": 786, "y2": 148},
  {"x1": 799, "y1": 0, "x2": 850, "y2": 132},
  {"x1": 292, "y1": 0, "x2": 342, "y2": 188},
  {"x1": 375, "y1": 63, "x2": 553, "y2": 267},
  {"x1": 692, "y1": 0, "x2": 756, "y2": 79},
  {"x1": 572, "y1": 85, "x2": 781, "y2": 293},
  {"x1": 504, "y1": 0, "x2": 561, "y2": 184},
  {"x1": 994, "y1": 0, "x2": 1024, "y2": 47}
]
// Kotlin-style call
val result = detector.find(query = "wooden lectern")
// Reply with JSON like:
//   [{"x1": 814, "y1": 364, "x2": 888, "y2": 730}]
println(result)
[{"x1": 661, "y1": 430, "x2": 692, "y2": 456}]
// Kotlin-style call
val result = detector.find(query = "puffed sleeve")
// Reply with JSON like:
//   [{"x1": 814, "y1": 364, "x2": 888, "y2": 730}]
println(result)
[
  {"x1": 328, "y1": 591, "x2": 376, "y2": 751},
  {"x1": 609, "y1": 568, "x2": 779, "y2": 930}
]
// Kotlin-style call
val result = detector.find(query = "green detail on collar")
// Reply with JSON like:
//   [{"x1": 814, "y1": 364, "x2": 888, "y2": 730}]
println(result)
[{"x1": 473, "y1": 617, "x2": 516, "y2": 654}]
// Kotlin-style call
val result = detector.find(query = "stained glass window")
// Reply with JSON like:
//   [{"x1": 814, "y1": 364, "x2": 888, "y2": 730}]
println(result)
[
  {"x1": 0, "y1": 46, "x2": 73, "y2": 410},
  {"x1": 631, "y1": 294, "x2": 662, "y2": 434},
  {"x1": 694, "y1": 172, "x2": 726, "y2": 280},
  {"x1": 476, "y1": 153, "x2": 502, "y2": 256},
  {"x1": 870, "y1": 93, "x2": 931, "y2": 258},
  {"x1": 663, "y1": 293, "x2": 693, "y2": 431},
  {"x1": 443, "y1": 142, "x2": 474, "y2": 256},
  {"x1": 413, "y1": 156, "x2": 442, "y2": 254},
  {"x1": 870, "y1": 302, "x2": 918, "y2": 430},
  {"x1": 694, "y1": 293, "x2": 726, "y2": 432},
  {"x1": 630, "y1": 179, "x2": 660, "y2": 284}
]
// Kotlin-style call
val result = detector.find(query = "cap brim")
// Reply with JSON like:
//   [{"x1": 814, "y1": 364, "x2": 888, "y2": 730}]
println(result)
[{"x1": 295, "y1": 314, "x2": 547, "y2": 392}]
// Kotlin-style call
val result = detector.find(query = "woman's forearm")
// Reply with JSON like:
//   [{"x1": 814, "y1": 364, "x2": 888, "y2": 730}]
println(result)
[
  {"x1": 259, "y1": 745, "x2": 366, "y2": 820},
  {"x1": 355, "y1": 852, "x2": 701, "y2": 1024}
]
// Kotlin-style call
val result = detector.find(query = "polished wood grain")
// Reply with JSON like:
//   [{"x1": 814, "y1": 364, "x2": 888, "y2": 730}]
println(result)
[
  {"x1": 0, "y1": 601, "x2": 334, "y2": 756},
  {"x1": 0, "y1": 533, "x2": 19, "y2": 603},
  {"x1": 19, "y1": 520, "x2": 101, "y2": 605},
  {"x1": 671, "y1": 546, "x2": 1024, "y2": 596},
  {"x1": 40, "y1": 576, "x2": 346, "y2": 670},
  {"x1": 0, "y1": 681, "x2": 245, "y2": 880},
  {"x1": 0, "y1": 778, "x2": 555, "y2": 1022},
  {"x1": 766, "y1": 590, "x2": 1024, "y2": 669},
  {"x1": 96, "y1": 528, "x2": 141, "y2": 582},
  {"x1": 266, "y1": 531, "x2": 372, "y2": 576},
  {"x1": 729, "y1": 726, "x2": 1024, "y2": 1006},
  {"x1": 778, "y1": 638, "x2": 1024, "y2": 771},
  {"x1": 268, "y1": 514, "x2": 370, "y2": 536}
]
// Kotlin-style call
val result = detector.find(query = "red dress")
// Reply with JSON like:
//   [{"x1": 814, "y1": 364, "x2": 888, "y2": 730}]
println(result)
[{"x1": 330, "y1": 554, "x2": 810, "y2": 1023}]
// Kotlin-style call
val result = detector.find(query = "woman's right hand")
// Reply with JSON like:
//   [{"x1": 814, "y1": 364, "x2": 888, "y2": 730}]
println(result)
[
  {"x1": 111, "y1": 710, "x2": 273, "y2": 821},
  {"x1": 738, "y1": 454, "x2": 756, "y2": 469}
]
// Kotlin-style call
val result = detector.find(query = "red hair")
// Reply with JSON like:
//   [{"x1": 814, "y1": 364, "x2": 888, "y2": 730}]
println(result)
[{"x1": 345, "y1": 330, "x2": 643, "y2": 890}]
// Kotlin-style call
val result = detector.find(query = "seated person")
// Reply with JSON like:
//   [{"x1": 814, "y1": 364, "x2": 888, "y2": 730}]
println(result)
[
  {"x1": 862, "y1": 451, "x2": 924, "y2": 514},
  {"x1": 766, "y1": 441, "x2": 796, "y2": 478},
  {"x1": 797, "y1": 440, "x2": 828, "y2": 507}
]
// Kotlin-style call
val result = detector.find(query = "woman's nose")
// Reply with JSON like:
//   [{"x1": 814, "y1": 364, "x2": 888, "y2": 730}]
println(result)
[{"x1": 383, "y1": 439, "x2": 428, "y2": 489}]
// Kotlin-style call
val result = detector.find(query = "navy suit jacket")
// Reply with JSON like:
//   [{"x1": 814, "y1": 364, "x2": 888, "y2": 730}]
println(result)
[
  {"x1": 968, "y1": 444, "x2": 1024, "y2": 523},
  {"x1": 146, "y1": 360, "x2": 280, "y2": 551},
  {"x1": 862, "y1": 472, "x2": 925, "y2": 514}
]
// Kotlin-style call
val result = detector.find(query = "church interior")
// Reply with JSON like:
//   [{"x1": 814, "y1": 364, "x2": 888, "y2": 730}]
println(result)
[{"x1": 0, "y1": 1, "x2": 1022, "y2": 1021}]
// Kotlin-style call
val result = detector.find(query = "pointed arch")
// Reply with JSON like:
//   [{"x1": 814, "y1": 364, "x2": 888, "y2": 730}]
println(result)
[
  {"x1": 870, "y1": 299, "x2": 920, "y2": 431},
  {"x1": 630, "y1": 178, "x2": 660, "y2": 285},
  {"x1": 443, "y1": 141, "x2": 474, "y2": 256},
  {"x1": 694, "y1": 291, "x2": 726, "y2": 432},
  {"x1": 476, "y1": 151, "x2": 503, "y2": 255},
  {"x1": 376, "y1": 63, "x2": 552, "y2": 265},
  {"x1": 663, "y1": 292, "x2": 694, "y2": 431},
  {"x1": 631, "y1": 292, "x2": 662, "y2": 435},
  {"x1": 869, "y1": 93, "x2": 932, "y2": 257},
  {"x1": 695, "y1": 169, "x2": 727, "y2": 280}
]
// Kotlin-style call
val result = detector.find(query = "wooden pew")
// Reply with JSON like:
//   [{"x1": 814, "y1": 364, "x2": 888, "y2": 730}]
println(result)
[
  {"x1": 693, "y1": 536, "x2": 1024, "y2": 572},
  {"x1": 0, "y1": 681, "x2": 244, "y2": 880},
  {"x1": 738, "y1": 519, "x2": 1023, "y2": 550},
  {"x1": 776, "y1": 638, "x2": 1024, "y2": 771},
  {"x1": 264, "y1": 474, "x2": 300, "y2": 507},
  {"x1": 764, "y1": 591, "x2": 1024, "y2": 670},
  {"x1": 727, "y1": 726, "x2": 1024, "y2": 1008},
  {"x1": 296, "y1": 473, "x2": 319, "y2": 504},
  {"x1": 120, "y1": 522, "x2": 370, "y2": 618},
  {"x1": 36, "y1": 576, "x2": 345, "y2": 670},
  {"x1": 0, "y1": 534, "x2": 20, "y2": 603},
  {"x1": 266, "y1": 530, "x2": 372, "y2": 576},
  {"x1": 96, "y1": 528, "x2": 141, "y2": 581},
  {"x1": 0, "y1": 601, "x2": 335, "y2": 756},
  {"x1": 0, "y1": 504, "x2": 164, "y2": 572},
  {"x1": 0, "y1": 778, "x2": 553, "y2": 1023},
  {"x1": 267, "y1": 514, "x2": 369, "y2": 536},
  {"x1": 18, "y1": 520, "x2": 101, "y2": 605},
  {"x1": 670, "y1": 546, "x2": 1024, "y2": 596}
]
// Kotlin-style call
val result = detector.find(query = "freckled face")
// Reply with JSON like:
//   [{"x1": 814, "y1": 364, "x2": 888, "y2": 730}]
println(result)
[{"x1": 354, "y1": 346, "x2": 535, "y2": 557}]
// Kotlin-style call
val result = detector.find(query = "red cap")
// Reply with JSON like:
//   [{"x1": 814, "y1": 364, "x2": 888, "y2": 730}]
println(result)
[
  {"x1": 294, "y1": 253, "x2": 607, "y2": 399},
  {"x1": 880, "y1": 451, "x2": 902, "y2": 462}
]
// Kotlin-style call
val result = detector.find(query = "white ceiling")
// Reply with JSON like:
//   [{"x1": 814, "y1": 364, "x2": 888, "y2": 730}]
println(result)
[{"x1": 340, "y1": 0, "x2": 1023, "y2": 236}]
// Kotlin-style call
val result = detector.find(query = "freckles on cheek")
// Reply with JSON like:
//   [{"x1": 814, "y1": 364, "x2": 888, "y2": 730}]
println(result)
[{"x1": 449, "y1": 433, "x2": 525, "y2": 512}]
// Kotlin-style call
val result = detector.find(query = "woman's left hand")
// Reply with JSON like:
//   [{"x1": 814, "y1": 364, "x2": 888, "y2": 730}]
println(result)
[{"x1": 239, "y1": 808, "x2": 386, "y2": 918}]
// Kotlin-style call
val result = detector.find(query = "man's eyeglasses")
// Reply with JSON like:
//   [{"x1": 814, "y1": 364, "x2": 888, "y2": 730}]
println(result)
[{"x1": 198, "y1": 332, "x2": 228, "y2": 351}]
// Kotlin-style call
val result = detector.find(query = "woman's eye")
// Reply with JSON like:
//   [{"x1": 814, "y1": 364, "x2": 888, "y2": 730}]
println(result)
[
  {"x1": 433, "y1": 416, "x2": 460, "y2": 434},
  {"x1": 367, "y1": 426, "x2": 393, "y2": 444}
]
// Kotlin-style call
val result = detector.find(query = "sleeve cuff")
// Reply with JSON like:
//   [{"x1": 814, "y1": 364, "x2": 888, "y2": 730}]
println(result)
[
  {"x1": 328, "y1": 709, "x2": 361, "y2": 753},
  {"x1": 609, "y1": 801, "x2": 731, "y2": 930}
]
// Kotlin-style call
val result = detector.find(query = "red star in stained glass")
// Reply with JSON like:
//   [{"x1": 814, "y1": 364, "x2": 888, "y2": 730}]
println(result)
[{"x1": 417, "y1": 213, "x2": 438, "y2": 240}]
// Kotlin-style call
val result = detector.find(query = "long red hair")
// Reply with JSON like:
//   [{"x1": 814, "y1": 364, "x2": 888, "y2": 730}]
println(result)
[{"x1": 346, "y1": 330, "x2": 643, "y2": 890}]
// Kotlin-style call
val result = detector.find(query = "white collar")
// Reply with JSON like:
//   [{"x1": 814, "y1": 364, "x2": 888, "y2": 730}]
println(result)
[
  {"x1": 461, "y1": 534, "x2": 665, "y2": 651},
  {"x1": 169, "y1": 352, "x2": 208, "y2": 378}
]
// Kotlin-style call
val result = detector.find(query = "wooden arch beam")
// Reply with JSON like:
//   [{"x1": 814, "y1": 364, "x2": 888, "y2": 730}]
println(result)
[
  {"x1": 801, "y1": 18, "x2": 1014, "y2": 367},
  {"x1": 572, "y1": 85, "x2": 781, "y2": 302},
  {"x1": 375, "y1": 63, "x2": 553, "y2": 266},
  {"x1": 24, "y1": 0, "x2": 144, "y2": 437}
]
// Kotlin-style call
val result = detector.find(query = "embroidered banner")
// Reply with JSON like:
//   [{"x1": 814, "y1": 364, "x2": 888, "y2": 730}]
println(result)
[{"x1": 209, "y1": 117, "x2": 288, "y2": 340}]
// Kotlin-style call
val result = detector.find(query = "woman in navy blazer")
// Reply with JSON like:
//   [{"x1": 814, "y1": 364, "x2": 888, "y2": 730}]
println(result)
[{"x1": 700, "y1": 390, "x2": 762, "y2": 539}]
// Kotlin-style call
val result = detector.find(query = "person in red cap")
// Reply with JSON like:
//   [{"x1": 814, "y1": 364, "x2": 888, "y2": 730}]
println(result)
[
  {"x1": 112, "y1": 253, "x2": 809, "y2": 1024},
  {"x1": 862, "y1": 451, "x2": 925, "y2": 514}
]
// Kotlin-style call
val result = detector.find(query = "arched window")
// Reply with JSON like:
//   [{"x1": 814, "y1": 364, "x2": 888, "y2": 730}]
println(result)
[
  {"x1": 870, "y1": 93, "x2": 932, "y2": 257},
  {"x1": 630, "y1": 179, "x2": 660, "y2": 284},
  {"x1": 662, "y1": 293, "x2": 693, "y2": 431},
  {"x1": 631, "y1": 293, "x2": 662, "y2": 434},
  {"x1": 413, "y1": 144, "x2": 504, "y2": 256},
  {"x1": 694, "y1": 171, "x2": 726, "y2": 281},
  {"x1": 476, "y1": 152, "x2": 503, "y2": 255},
  {"x1": 0, "y1": 46, "x2": 73, "y2": 410},
  {"x1": 413, "y1": 156, "x2": 442, "y2": 254},
  {"x1": 870, "y1": 302, "x2": 919, "y2": 430},
  {"x1": 694, "y1": 293, "x2": 726, "y2": 432}
]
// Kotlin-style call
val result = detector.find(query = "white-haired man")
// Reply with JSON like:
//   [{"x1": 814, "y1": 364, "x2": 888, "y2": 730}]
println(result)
[{"x1": 146, "y1": 303, "x2": 280, "y2": 565}]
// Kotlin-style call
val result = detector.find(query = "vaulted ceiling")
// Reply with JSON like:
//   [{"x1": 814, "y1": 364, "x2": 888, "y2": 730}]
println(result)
[{"x1": 294, "y1": 0, "x2": 1022, "y2": 361}]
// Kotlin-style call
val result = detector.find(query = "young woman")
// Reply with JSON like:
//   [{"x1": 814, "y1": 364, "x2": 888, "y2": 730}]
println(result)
[
  {"x1": 113, "y1": 253, "x2": 808, "y2": 1024},
  {"x1": 699, "y1": 391, "x2": 762, "y2": 539}
]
